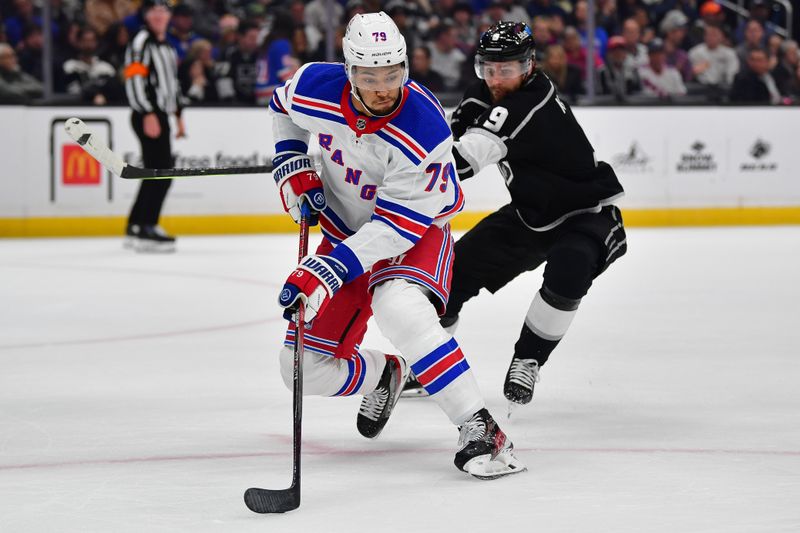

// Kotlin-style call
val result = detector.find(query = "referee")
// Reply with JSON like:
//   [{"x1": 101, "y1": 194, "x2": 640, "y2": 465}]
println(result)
[{"x1": 123, "y1": 0, "x2": 185, "y2": 252}]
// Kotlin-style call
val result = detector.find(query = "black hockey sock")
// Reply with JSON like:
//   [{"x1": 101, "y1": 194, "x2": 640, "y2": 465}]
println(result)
[
  {"x1": 513, "y1": 286, "x2": 581, "y2": 366},
  {"x1": 513, "y1": 324, "x2": 559, "y2": 366}
]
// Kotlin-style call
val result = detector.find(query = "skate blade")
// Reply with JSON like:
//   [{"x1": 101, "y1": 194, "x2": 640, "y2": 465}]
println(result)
[
  {"x1": 135, "y1": 241, "x2": 176, "y2": 254},
  {"x1": 462, "y1": 449, "x2": 527, "y2": 480}
]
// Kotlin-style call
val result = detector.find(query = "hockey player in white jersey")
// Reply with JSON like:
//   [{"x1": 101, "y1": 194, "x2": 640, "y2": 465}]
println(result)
[{"x1": 270, "y1": 12, "x2": 525, "y2": 479}]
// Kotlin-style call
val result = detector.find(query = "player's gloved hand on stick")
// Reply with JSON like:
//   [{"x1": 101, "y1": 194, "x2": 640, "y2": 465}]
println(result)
[
  {"x1": 272, "y1": 153, "x2": 326, "y2": 225},
  {"x1": 279, "y1": 254, "x2": 347, "y2": 323}
]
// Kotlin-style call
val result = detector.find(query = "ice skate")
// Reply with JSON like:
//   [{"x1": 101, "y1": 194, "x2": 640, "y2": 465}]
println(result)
[
  {"x1": 135, "y1": 225, "x2": 176, "y2": 253},
  {"x1": 400, "y1": 372, "x2": 429, "y2": 398},
  {"x1": 357, "y1": 354, "x2": 409, "y2": 438},
  {"x1": 454, "y1": 408, "x2": 526, "y2": 480},
  {"x1": 504, "y1": 357, "x2": 540, "y2": 411},
  {"x1": 123, "y1": 224, "x2": 140, "y2": 250}
]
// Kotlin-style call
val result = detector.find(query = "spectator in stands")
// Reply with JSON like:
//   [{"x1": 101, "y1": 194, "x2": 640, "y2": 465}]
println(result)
[
  {"x1": 531, "y1": 16, "x2": 555, "y2": 54},
  {"x1": 450, "y1": 2, "x2": 476, "y2": 54},
  {"x1": 621, "y1": 17, "x2": 648, "y2": 68},
  {"x1": 483, "y1": 0, "x2": 507, "y2": 26},
  {"x1": 0, "y1": 41, "x2": 42, "y2": 103},
  {"x1": 410, "y1": 44, "x2": 445, "y2": 92},
  {"x1": 179, "y1": 38, "x2": 227, "y2": 104},
  {"x1": 99, "y1": 22, "x2": 130, "y2": 69},
  {"x1": 689, "y1": 24, "x2": 739, "y2": 92},
  {"x1": 595, "y1": 0, "x2": 620, "y2": 37},
  {"x1": 546, "y1": 11, "x2": 566, "y2": 43},
  {"x1": 730, "y1": 47, "x2": 781, "y2": 104},
  {"x1": 183, "y1": 0, "x2": 227, "y2": 42},
  {"x1": 427, "y1": 22, "x2": 466, "y2": 91},
  {"x1": 122, "y1": 5, "x2": 144, "y2": 36},
  {"x1": 292, "y1": 22, "x2": 311, "y2": 65},
  {"x1": 772, "y1": 40, "x2": 799, "y2": 97},
  {"x1": 735, "y1": 0, "x2": 778, "y2": 42},
  {"x1": 63, "y1": 27, "x2": 122, "y2": 104},
  {"x1": 542, "y1": 43, "x2": 583, "y2": 101},
  {"x1": 305, "y1": 0, "x2": 343, "y2": 46},
  {"x1": 215, "y1": 14, "x2": 239, "y2": 60},
  {"x1": 649, "y1": 0, "x2": 698, "y2": 23},
  {"x1": 343, "y1": 0, "x2": 367, "y2": 26},
  {"x1": 563, "y1": 25, "x2": 603, "y2": 81},
  {"x1": 429, "y1": 0, "x2": 457, "y2": 26},
  {"x1": 254, "y1": 9, "x2": 298, "y2": 105},
  {"x1": 167, "y1": 3, "x2": 201, "y2": 61},
  {"x1": 499, "y1": 0, "x2": 531, "y2": 26},
  {"x1": 630, "y1": 6, "x2": 655, "y2": 44},
  {"x1": 736, "y1": 19, "x2": 766, "y2": 69},
  {"x1": 688, "y1": 1, "x2": 730, "y2": 48},
  {"x1": 766, "y1": 33, "x2": 782, "y2": 70},
  {"x1": 222, "y1": 22, "x2": 259, "y2": 105},
  {"x1": 15, "y1": 23, "x2": 42, "y2": 78},
  {"x1": 84, "y1": 0, "x2": 135, "y2": 38},
  {"x1": 4, "y1": 0, "x2": 51, "y2": 48},
  {"x1": 386, "y1": 0, "x2": 418, "y2": 55},
  {"x1": 787, "y1": 63, "x2": 800, "y2": 100},
  {"x1": 574, "y1": 0, "x2": 609, "y2": 59},
  {"x1": 242, "y1": 3, "x2": 267, "y2": 31},
  {"x1": 528, "y1": 0, "x2": 568, "y2": 21},
  {"x1": 638, "y1": 38, "x2": 687, "y2": 99},
  {"x1": 599, "y1": 35, "x2": 641, "y2": 100},
  {"x1": 660, "y1": 10, "x2": 693, "y2": 81}
]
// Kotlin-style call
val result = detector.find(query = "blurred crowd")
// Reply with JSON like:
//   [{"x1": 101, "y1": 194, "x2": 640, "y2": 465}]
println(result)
[{"x1": 1, "y1": 0, "x2": 799, "y2": 105}]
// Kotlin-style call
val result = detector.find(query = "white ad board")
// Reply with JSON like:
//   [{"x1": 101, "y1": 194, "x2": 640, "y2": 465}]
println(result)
[{"x1": 1, "y1": 105, "x2": 799, "y2": 233}]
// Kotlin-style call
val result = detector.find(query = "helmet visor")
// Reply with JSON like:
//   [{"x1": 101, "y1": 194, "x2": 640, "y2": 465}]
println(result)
[
  {"x1": 349, "y1": 64, "x2": 406, "y2": 92},
  {"x1": 474, "y1": 57, "x2": 531, "y2": 80}
]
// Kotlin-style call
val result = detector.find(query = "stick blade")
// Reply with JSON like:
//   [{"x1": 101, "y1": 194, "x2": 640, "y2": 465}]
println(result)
[
  {"x1": 63, "y1": 117, "x2": 126, "y2": 177},
  {"x1": 244, "y1": 486, "x2": 300, "y2": 514}
]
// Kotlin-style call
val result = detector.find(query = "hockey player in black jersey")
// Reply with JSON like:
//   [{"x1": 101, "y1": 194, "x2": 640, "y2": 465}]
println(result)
[{"x1": 408, "y1": 21, "x2": 627, "y2": 410}]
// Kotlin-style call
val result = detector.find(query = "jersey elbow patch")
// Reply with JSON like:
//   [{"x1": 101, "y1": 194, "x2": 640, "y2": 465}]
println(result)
[{"x1": 269, "y1": 91, "x2": 288, "y2": 114}]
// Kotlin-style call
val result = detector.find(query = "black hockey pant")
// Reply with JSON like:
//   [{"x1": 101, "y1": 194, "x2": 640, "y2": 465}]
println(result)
[
  {"x1": 127, "y1": 111, "x2": 174, "y2": 227},
  {"x1": 445, "y1": 203, "x2": 627, "y2": 364}
]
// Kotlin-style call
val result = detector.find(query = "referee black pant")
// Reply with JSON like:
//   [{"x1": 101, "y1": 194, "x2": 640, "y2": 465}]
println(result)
[{"x1": 127, "y1": 111, "x2": 174, "y2": 227}]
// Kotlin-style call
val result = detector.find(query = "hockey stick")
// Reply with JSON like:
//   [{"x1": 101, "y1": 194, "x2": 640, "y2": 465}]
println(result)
[
  {"x1": 63, "y1": 118, "x2": 273, "y2": 179},
  {"x1": 244, "y1": 202, "x2": 311, "y2": 514}
]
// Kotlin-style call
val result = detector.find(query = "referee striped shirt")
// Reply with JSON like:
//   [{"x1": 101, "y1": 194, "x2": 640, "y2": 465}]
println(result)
[{"x1": 124, "y1": 28, "x2": 182, "y2": 115}]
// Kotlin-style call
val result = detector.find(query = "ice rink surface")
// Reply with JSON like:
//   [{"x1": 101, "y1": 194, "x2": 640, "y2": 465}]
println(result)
[{"x1": 1, "y1": 227, "x2": 799, "y2": 533}]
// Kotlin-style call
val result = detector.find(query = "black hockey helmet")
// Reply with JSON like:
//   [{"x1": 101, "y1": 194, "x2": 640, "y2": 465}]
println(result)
[
  {"x1": 476, "y1": 21, "x2": 536, "y2": 63},
  {"x1": 475, "y1": 21, "x2": 535, "y2": 80}
]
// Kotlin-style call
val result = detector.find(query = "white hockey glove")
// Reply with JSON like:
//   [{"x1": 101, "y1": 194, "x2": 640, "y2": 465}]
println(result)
[
  {"x1": 272, "y1": 153, "x2": 326, "y2": 225},
  {"x1": 279, "y1": 254, "x2": 347, "y2": 323}
]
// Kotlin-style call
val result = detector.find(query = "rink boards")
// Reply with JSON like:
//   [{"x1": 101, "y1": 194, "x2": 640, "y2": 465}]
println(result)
[{"x1": 1, "y1": 105, "x2": 799, "y2": 237}]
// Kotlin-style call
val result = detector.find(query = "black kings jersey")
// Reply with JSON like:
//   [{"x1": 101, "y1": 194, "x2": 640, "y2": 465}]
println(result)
[{"x1": 451, "y1": 71, "x2": 624, "y2": 231}]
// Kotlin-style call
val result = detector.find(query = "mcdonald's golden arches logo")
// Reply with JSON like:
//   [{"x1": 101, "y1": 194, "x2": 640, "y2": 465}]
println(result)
[{"x1": 62, "y1": 144, "x2": 101, "y2": 185}]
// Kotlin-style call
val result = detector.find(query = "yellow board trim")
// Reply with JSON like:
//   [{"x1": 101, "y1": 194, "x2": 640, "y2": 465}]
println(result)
[{"x1": 2, "y1": 207, "x2": 800, "y2": 238}]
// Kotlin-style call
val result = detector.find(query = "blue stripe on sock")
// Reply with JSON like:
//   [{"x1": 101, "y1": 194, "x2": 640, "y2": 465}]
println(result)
[
  {"x1": 411, "y1": 338, "x2": 458, "y2": 376},
  {"x1": 423, "y1": 359, "x2": 470, "y2": 395},
  {"x1": 333, "y1": 358, "x2": 355, "y2": 396}
]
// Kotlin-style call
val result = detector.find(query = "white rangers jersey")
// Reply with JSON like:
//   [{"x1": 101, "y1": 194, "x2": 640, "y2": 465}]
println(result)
[{"x1": 269, "y1": 62, "x2": 464, "y2": 276}]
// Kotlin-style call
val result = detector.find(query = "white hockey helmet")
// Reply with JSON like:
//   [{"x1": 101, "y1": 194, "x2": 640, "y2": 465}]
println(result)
[{"x1": 343, "y1": 11, "x2": 409, "y2": 92}]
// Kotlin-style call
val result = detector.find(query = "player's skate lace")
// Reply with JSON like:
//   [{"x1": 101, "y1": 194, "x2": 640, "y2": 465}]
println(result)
[
  {"x1": 507, "y1": 358, "x2": 540, "y2": 390},
  {"x1": 357, "y1": 355, "x2": 408, "y2": 439},
  {"x1": 359, "y1": 386, "x2": 389, "y2": 421}
]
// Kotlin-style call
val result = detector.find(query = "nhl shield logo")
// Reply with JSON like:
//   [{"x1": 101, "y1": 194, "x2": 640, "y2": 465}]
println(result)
[{"x1": 356, "y1": 118, "x2": 367, "y2": 131}]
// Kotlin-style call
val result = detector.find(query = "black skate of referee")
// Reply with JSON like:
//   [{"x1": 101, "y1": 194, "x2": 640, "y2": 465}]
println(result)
[{"x1": 407, "y1": 22, "x2": 627, "y2": 407}]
